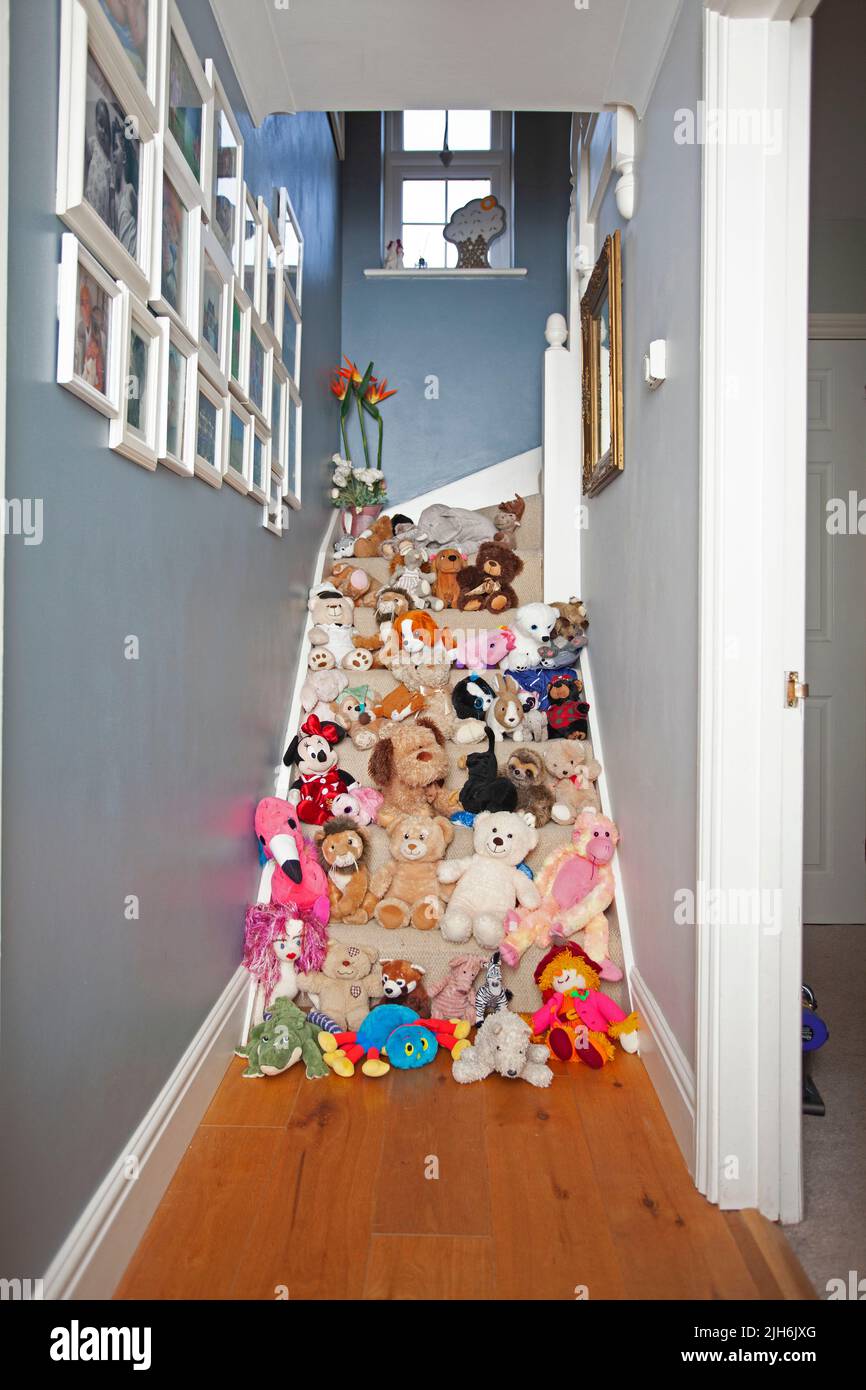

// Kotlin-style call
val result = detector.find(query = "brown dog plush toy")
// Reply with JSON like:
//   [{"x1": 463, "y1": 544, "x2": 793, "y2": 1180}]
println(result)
[
  {"x1": 431, "y1": 548, "x2": 465, "y2": 609},
  {"x1": 456, "y1": 542, "x2": 523, "y2": 614},
  {"x1": 368, "y1": 718, "x2": 454, "y2": 822}
]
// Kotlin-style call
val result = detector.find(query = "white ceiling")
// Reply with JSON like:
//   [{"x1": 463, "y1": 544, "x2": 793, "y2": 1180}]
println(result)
[{"x1": 210, "y1": 0, "x2": 686, "y2": 125}]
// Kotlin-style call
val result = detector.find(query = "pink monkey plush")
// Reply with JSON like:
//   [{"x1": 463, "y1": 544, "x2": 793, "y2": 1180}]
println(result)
[{"x1": 500, "y1": 808, "x2": 621, "y2": 979}]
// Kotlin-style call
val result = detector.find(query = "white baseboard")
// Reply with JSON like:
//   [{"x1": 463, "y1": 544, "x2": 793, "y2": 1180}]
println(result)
[
  {"x1": 630, "y1": 966, "x2": 696, "y2": 1174},
  {"x1": 384, "y1": 448, "x2": 541, "y2": 516},
  {"x1": 43, "y1": 966, "x2": 250, "y2": 1301}
]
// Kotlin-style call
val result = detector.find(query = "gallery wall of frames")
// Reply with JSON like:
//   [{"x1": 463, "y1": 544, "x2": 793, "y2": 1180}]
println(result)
[{"x1": 55, "y1": 0, "x2": 304, "y2": 536}]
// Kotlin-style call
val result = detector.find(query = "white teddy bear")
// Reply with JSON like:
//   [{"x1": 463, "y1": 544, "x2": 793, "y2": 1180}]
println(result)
[
  {"x1": 437, "y1": 810, "x2": 541, "y2": 948},
  {"x1": 500, "y1": 602, "x2": 559, "y2": 673}
]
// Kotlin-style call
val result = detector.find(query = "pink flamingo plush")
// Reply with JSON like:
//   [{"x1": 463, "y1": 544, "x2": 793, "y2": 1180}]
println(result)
[{"x1": 255, "y1": 797, "x2": 329, "y2": 921}]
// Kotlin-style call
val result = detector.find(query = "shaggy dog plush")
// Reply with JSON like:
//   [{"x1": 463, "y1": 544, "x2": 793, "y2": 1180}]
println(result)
[
  {"x1": 457, "y1": 729, "x2": 518, "y2": 815},
  {"x1": 504, "y1": 747, "x2": 554, "y2": 826},
  {"x1": 545, "y1": 741, "x2": 601, "y2": 824},
  {"x1": 315, "y1": 816, "x2": 378, "y2": 924},
  {"x1": 456, "y1": 542, "x2": 523, "y2": 614},
  {"x1": 370, "y1": 812, "x2": 454, "y2": 930},
  {"x1": 380, "y1": 959, "x2": 432, "y2": 1017},
  {"x1": 437, "y1": 809, "x2": 540, "y2": 948},
  {"x1": 427, "y1": 954, "x2": 486, "y2": 1023},
  {"x1": 452, "y1": 1010, "x2": 553, "y2": 1088},
  {"x1": 368, "y1": 717, "x2": 454, "y2": 823},
  {"x1": 297, "y1": 941, "x2": 383, "y2": 1033}
]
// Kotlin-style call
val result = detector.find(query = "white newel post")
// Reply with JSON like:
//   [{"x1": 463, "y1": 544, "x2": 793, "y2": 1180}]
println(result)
[{"x1": 542, "y1": 312, "x2": 581, "y2": 603}]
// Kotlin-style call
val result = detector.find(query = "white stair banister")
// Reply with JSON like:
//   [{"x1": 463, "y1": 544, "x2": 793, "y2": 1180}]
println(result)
[{"x1": 542, "y1": 312, "x2": 582, "y2": 603}]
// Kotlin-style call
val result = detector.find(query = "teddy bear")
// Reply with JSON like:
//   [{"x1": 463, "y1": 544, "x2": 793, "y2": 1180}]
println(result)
[
  {"x1": 499, "y1": 602, "x2": 559, "y2": 672},
  {"x1": 368, "y1": 717, "x2": 454, "y2": 823},
  {"x1": 531, "y1": 941, "x2": 638, "y2": 1067},
  {"x1": 370, "y1": 812, "x2": 454, "y2": 929},
  {"x1": 283, "y1": 714, "x2": 357, "y2": 825},
  {"x1": 315, "y1": 816, "x2": 378, "y2": 924},
  {"x1": 396, "y1": 657, "x2": 486, "y2": 746},
  {"x1": 544, "y1": 741, "x2": 601, "y2": 824},
  {"x1": 431, "y1": 547, "x2": 465, "y2": 608},
  {"x1": 437, "y1": 809, "x2": 541, "y2": 948},
  {"x1": 380, "y1": 959, "x2": 432, "y2": 1017},
  {"x1": 297, "y1": 940, "x2": 383, "y2": 1033},
  {"x1": 300, "y1": 668, "x2": 350, "y2": 724},
  {"x1": 322, "y1": 561, "x2": 380, "y2": 609},
  {"x1": 456, "y1": 542, "x2": 523, "y2": 614},
  {"x1": 306, "y1": 585, "x2": 376, "y2": 673},
  {"x1": 504, "y1": 747, "x2": 554, "y2": 826},
  {"x1": 452, "y1": 1011, "x2": 553, "y2": 1088},
  {"x1": 546, "y1": 674, "x2": 590, "y2": 740},
  {"x1": 500, "y1": 808, "x2": 621, "y2": 977}
]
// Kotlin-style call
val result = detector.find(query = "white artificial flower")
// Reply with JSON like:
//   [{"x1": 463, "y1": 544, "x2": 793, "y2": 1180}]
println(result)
[
  {"x1": 368, "y1": 469, "x2": 384, "y2": 481},
  {"x1": 330, "y1": 487, "x2": 340, "y2": 499},
  {"x1": 331, "y1": 453, "x2": 347, "y2": 466}
]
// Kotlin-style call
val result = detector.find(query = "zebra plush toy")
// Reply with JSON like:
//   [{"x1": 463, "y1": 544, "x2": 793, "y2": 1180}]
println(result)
[{"x1": 474, "y1": 951, "x2": 513, "y2": 1028}]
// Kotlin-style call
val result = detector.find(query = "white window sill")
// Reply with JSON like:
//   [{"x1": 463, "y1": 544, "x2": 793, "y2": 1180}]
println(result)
[{"x1": 363, "y1": 268, "x2": 528, "y2": 280}]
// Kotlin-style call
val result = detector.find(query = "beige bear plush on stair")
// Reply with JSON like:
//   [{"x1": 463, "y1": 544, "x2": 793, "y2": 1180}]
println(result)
[
  {"x1": 370, "y1": 813, "x2": 454, "y2": 930},
  {"x1": 437, "y1": 810, "x2": 541, "y2": 949}
]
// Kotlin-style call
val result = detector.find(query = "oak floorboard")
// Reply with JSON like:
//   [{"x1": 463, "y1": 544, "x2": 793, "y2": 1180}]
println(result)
[
  {"x1": 363, "y1": 1234, "x2": 494, "y2": 1300},
  {"x1": 202, "y1": 1054, "x2": 306, "y2": 1128}
]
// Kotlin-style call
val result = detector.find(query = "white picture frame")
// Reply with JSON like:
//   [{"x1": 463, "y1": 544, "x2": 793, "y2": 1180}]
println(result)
[
  {"x1": 278, "y1": 185, "x2": 303, "y2": 310},
  {"x1": 156, "y1": 315, "x2": 197, "y2": 476},
  {"x1": 206, "y1": 59, "x2": 244, "y2": 277},
  {"x1": 225, "y1": 396, "x2": 252, "y2": 495},
  {"x1": 263, "y1": 456, "x2": 284, "y2": 536},
  {"x1": 249, "y1": 416, "x2": 270, "y2": 504},
  {"x1": 193, "y1": 370, "x2": 228, "y2": 487},
  {"x1": 228, "y1": 277, "x2": 251, "y2": 402},
  {"x1": 284, "y1": 380, "x2": 302, "y2": 510},
  {"x1": 198, "y1": 224, "x2": 232, "y2": 392},
  {"x1": 109, "y1": 283, "x2": 162, "y2": 468},
  {"x1": 279, "y1": 272, "x2": 301, "y2": 387},
  {"x1": 56, "y1": 0, "x2": 158, "y2": 302},
  {"x1": 161, "y1": 0, "x2": 212, "y2": 209},
  {"x1": 270, "y1": 357, "x2": 287, "y2": 472},
  {"x1": 257, "y1": 195, "x2": 282, "y2": 343},
  {"x1": 149, "y1": 141, "x2": 202, "y2": 343},
  {"x1": 56, "y1": 232, "x2": 124, "y2": 418},
  {"x1": 81, "y1": 0, "x2": 163, "y2": 124},
  {"x1": 241, "y1": 185, "x2": 263, "y2": 309},
  {"x1": 247, "y1": 310, "x2": 273, "y2": 427}
]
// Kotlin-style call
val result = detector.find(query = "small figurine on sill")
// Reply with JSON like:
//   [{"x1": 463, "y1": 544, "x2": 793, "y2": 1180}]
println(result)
[{"x1": 383, "y1": 238, "x2": 404, "y2": 271}]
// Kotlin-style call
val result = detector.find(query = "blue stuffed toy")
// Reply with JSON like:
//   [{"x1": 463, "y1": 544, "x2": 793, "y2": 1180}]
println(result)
[{"x1": 317, "y1": 1003, "x2": 471, "y2": 1078}]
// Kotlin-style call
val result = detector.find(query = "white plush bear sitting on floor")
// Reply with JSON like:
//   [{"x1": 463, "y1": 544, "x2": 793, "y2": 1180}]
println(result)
[
  {"x1": 500, "y1": 602, "x2": 559, "y2": 673},
  {"x1": 437, "y1": 810, "x2": 540, "y2": 948}
]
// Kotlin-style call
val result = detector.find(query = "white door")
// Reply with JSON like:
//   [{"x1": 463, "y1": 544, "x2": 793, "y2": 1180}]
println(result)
[{"x1": 804, "y1": 339, "x2": 866, "y2": 923}]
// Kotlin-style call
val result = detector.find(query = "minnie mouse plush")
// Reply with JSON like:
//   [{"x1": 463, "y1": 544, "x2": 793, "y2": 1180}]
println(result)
[{"x1": 283, "y1": 714, "x2": 357, "y2": 825}]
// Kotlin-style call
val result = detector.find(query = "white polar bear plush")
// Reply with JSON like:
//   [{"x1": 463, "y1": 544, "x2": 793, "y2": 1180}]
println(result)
[
  {"x1": 500, "y1": 602, "x2": 559, "y2": 673},
  {"x1": 437, "y1": 810, "x2": 540, "y2": 948}
]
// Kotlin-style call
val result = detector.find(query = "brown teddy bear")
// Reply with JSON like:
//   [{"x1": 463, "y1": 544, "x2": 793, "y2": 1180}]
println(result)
[
  {"x1": 544, "y1": 740, "x2": 602, "y2": 824},
  {"x1": 297, "y1": 941, "x2": 383, "y2": 1032},
  {"x1": 456, "y1": 542, "x2": 523, "y2": 614},
  {"x1": 504, "y1": 747, "x2": 555, "y2": 827},
  {"x1": 380, "y1": 959, "x2": 432, "y2": 1016},
  {"x1": 431, "y1": 548, "x2": 465, "y2": 608},
  {"x1": 353, "y1": 515, "x2": 394, "y2": 558},
  {"x1": 368, "y1": 717, "x2": 455, "y2": 822},
  {"x1": 315, "y1": 817, "x2": 378, "y2": 924},
  {"x1": 371, "y1": 813, "x2": 455, "y2": 930}
]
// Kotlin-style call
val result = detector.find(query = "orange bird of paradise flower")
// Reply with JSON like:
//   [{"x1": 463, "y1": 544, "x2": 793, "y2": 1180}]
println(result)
[
  {"x1": 365, "y1": 377, "x2": 397, "y2": 405},
  {"x1": 330, "y1": 371, "x2": 350, "y2": 400},
  {"x1": 339, "y1": 356, "x2": 364, "y2": 386}
]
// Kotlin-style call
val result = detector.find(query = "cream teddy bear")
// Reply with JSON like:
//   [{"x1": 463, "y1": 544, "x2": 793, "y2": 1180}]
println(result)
[{"x1": 437, "y1": 810, "x2": 540, "y2": 949}]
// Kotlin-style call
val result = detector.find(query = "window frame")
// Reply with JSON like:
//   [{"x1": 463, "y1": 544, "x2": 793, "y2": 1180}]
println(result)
[{"x1": 383, "y1": 111, "x2": 513, "y2": 269}]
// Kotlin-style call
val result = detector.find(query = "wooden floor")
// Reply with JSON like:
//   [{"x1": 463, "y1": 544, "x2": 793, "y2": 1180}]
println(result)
[{"x1": 115, "y1": 1050, "x2": 815, "y2": 1301}]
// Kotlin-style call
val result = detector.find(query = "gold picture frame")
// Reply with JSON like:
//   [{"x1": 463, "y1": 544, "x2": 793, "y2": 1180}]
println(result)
[{"x1": 581, "y1": 230, "x2": 623, "y2": 496}]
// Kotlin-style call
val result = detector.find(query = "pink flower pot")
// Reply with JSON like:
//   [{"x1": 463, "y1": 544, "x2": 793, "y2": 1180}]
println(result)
[{"x1": 343, "y1": 504, "x2": 384, "y2": 538}]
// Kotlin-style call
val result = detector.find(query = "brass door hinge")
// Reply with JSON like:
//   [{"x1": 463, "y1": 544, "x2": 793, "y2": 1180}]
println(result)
[{"x1": 786, "y1": 671, "x2": 810, "y2": 708}]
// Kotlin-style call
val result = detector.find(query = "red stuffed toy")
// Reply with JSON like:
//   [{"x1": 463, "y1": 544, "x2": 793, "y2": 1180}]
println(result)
[{"x1": 282, "y1": 714, "x2": 357, "y2": 825}]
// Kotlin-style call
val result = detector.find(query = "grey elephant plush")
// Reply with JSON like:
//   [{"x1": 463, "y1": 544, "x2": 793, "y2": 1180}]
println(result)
[{"x1": 452, "y1": 1010, "x2": 553, "y2": 1088}]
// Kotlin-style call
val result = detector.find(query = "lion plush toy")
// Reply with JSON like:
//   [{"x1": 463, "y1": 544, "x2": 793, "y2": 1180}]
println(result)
[
  {"x1": 456, "y1": 542, "x2": 523, "y2": 615},
  {"x1": 315, "y1": 816, "x2": 378, "y2": 924}
]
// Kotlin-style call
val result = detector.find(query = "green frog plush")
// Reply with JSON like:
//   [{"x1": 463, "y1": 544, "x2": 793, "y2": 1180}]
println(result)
[{"x1": 235, "y1": 997, "x2": 328, "y2": 1079}]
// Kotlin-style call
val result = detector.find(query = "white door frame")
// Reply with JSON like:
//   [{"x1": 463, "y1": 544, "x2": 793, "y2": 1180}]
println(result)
[
  {"x1": 696, "y1": 2, "x2": 814, "y2": 1224},
  {"x1": 0, "y1": 0, "x2": 10, "y2": 983}
]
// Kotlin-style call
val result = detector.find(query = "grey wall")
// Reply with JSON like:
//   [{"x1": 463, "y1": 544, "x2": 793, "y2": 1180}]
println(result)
[
  {"x1": 809, "y1": 0, "x2": 866, "y2": 314},
  {"x1": 341, "y1": 112, "x2": 571, "y2": 503},
  {"x1": 0, "y1": 0, "x2": 340, "y2": 1277},
  {"x1": 580, "y1": 0, "x2": 702, "y2": 1065}
]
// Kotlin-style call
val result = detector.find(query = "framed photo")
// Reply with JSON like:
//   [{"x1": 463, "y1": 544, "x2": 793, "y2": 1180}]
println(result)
[
  {"x1": 206, "y1": 60, "x2": 244, "y2": 276},
  {"x1": 156, "y1": 316, "x2": 197, "y2": 476},
  {"x1": 247, "y1": 312, "x2": 272, "y2": 426},
  {"x1": 198, "y1": 225, "x2": 232, "y2": 391},
  {"x1": 228, "y1": 278, "x2": 251, "y2": 400},
  {"x1": 257, "y1": 196, "x2": 282, "y2": 341},
  {"x1": 150, "y1": 144, "x2": 201, "y2": 341},
  {"x1": 249, "y1": 418, "x2": 270, "y2": 504},
  {"x1": 225, "y1": 397, "x2": 252, "y2": 495},
  {"x1": 82, "y1": 0, "x2": 162, "y2": 121},
  {"x1": 241, "y1": 187, "x2": 263, "y2": 308},
  {"x1": 278, "y1": 186, "x2": 303, "y2": 309},
  {"x1": 263, "y1": 457, "x2": 284, "y2": 536},
  {"x1": 56, "y1": 0, "x2": 157, "y2": 301},
  {"x1": 284, "y1": 382, "x2": 302, "y2": 510},
  {"x1": 581, "y1": 230, "x2": 623, "y2": 498},
  {"x1": 57, "y1": 232, "x2": 124, "y2": 418},
  {"x1": 280, "y1": 271, "x2": 301, "y2": 385},
  {"x1": 162, "y1": 0, "x2": 212, "y2": 206},
  {"x1": 108, "y1": 284, "x2": 162, "y2": 468},
  {"x1": 194, "y1": 372, "x2": 228, "y2": 487}
]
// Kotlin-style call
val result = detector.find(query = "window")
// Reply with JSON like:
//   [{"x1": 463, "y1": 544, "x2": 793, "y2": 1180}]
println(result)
[{"x1": 384, "y1": 111, "x2": 512, "y2": 269}]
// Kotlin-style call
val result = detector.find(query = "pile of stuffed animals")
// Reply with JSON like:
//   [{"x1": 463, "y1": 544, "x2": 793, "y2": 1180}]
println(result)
[{"x1": 238, "y1": 497, "x2": 639, "y2": 1085}]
